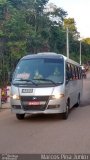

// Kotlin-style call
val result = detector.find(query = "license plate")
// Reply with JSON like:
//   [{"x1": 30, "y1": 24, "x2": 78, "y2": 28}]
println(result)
[
  {"x1": 22, "y1": 89, "x2": 33, "y2": 93},
  {"x1": 28, "y1": 101, "x2": 40, "y2": 105}
]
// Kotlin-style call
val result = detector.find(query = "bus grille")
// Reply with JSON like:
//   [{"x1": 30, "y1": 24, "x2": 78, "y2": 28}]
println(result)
[{"x1": 20, "y1": 96, "x2": 49, "y2": 111}]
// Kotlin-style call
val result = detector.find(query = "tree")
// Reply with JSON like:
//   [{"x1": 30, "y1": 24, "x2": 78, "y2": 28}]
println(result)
[
  {"x1": 0, "y1": 0, "x2": 90, "y2": 86},
  {"x1": 82, "y1": 38, "x2": 90, "y2": 45},
  {"x1": 64, "y1": 18, "x2": 79, "y2": 40}
]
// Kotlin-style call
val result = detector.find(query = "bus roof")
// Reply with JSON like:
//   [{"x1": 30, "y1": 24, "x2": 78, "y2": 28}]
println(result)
[
  {"x1": 22, "y1": 52, "x2": 63, "y2": 59},
  {"x1": 21, "y1": 52, "x2": 80, "y2": 66}
]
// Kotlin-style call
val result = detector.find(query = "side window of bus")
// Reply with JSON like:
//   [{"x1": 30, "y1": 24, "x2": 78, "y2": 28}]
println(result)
[
  {"x1": 69, "y1": 63, "x2": 72, "y2": 80},
  {"x1": 71, "y1": 64, "x2": 76, "y2": 80},
  {"x1": 66, "y1": 63, "x2": 82, "y2": 81},
  {"x1": 76, "y1": 67, "x2": 79, "y2": 79},
  {"x1": 74, "y1": 66, "x2": 78, "y2": 79},
  {"x1": 66, "y1": 63, "x2": 72, "y2": 80},
  {"x1": 77, "y1": 67, "x2": 81, "y2": 79},
  {"x1": 79, "y1": 68, "x2": 83, "y2": 79}
]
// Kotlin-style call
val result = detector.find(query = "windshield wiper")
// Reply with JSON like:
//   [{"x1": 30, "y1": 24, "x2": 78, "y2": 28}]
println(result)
[
  {"x1": 33, "y1": 78, "x2": 58, "y2": 85},
  {"x1": 14, "y1": 78, "x2": 38, "y2": 86}
]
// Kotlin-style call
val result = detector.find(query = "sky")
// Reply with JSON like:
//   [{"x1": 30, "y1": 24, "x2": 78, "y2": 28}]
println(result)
[{"x1": 49, "y1": 0, "x2": 90, "y2": 38}]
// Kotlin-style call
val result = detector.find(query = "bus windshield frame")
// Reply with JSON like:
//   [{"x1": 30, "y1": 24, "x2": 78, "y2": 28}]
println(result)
[{"x1": 12, "y1": 58, "x2": 64, "y2": 86}]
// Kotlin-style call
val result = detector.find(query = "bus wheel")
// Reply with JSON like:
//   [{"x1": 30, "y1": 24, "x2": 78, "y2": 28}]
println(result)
[
  {"x1": 62, "y1": 101, "x2": 69, "y2": 120},
  {"x1": 16, "y1": 114, "x2": 25, "y2": 120},
  {"x1": 75, "y1": 94, "x2": 80, "y2": 107}
]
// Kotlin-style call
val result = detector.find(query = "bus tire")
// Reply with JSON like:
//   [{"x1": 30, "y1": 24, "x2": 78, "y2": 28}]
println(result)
[
  {"x1": 16, "y1": 114, "x2": 25, "y2": 120},
  {"x1": 75, "y1": 94, "x2": 80, "y2": 107},
  {"x1": 62, "y1": 100, "x2": 69, "y2": 120}
]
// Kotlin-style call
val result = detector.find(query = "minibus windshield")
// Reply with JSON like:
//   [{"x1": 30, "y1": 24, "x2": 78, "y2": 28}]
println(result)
[{"x1": 12, "y1": 58, "x2": 64, "y2": 85}]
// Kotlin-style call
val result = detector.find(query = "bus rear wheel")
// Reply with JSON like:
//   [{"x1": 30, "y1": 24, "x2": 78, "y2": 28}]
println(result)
[
  {"x1": 16, "y1": 114, "x2": 25, "y2": 120},
  {"x1": 75, "y1": 94, "x2": 80, "y2": 107}
]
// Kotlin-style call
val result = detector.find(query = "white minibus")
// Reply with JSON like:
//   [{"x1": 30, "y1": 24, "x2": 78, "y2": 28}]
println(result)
[{"x1": 10, "y1": 52, "x2": 83, "y2": 120}]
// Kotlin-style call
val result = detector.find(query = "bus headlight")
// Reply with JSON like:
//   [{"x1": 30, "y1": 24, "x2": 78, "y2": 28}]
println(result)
[
  {"x1": 51, "y1": 94, "x2": 64, "y2": 99},
  {"x1": 11, "y1": 94, "x2": 20, "y2": 100}
]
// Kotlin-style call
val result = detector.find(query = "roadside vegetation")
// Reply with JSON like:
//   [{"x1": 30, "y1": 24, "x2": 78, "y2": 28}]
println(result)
[{"x1": 0, "y1": 0, "x2": 90, "y2": 86}]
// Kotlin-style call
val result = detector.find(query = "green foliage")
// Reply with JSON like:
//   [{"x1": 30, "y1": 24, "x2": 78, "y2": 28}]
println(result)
[
  {"x1": 64, "y1": 18, "x2": 79, "y2": 40},
  {"x1": 0, "y1": 0, "x2": 90, "y2": 86},
  {"x1": 82, "y1": 38, "x2": 90, "y2": 45}
]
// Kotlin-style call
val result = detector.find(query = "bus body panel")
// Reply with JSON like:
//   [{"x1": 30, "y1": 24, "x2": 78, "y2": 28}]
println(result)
[
  {"x1": 65, "y1": 79, "x2": 82, "y2": 108},
  {"x1": 11, "y1": 84, "x2": 66, "y2": 114}
]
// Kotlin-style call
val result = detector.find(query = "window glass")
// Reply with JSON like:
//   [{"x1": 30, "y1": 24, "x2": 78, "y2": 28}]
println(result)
[{"x1": 13, "y1": 58, "x2": 64, "y2": 84}]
